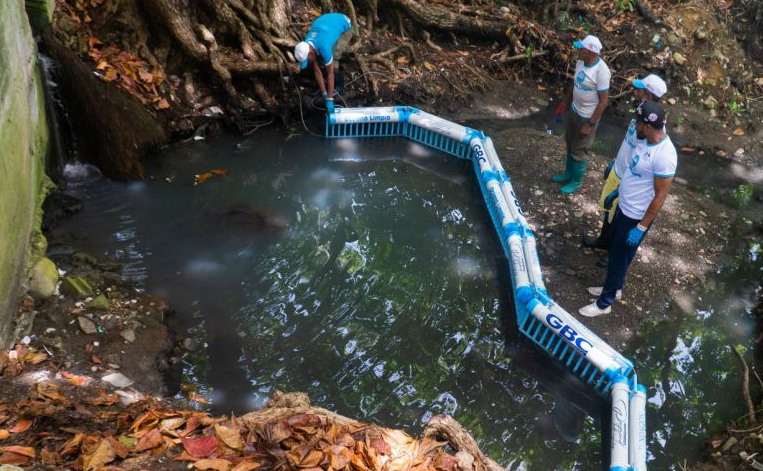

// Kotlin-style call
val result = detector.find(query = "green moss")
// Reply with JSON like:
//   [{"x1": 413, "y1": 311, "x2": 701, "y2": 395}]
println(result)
[{"x1": 0, "y1": 0, "x2": 50, "y2": 346}]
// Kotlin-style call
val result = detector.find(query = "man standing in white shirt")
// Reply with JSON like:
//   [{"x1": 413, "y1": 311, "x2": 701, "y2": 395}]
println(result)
[
  {"x1": 583, "y1": 74, "x2": 668, "y2": 268},
  {"x1": 552, "y1": 35, "x2": 611, "y2": 194},
  {"x1": 579, "y1": 101, "x2": 677, "y2": 317}
]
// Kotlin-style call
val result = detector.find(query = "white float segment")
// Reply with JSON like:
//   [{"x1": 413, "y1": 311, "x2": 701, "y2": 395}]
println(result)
[
  {"x1": 472, "y1": 139, "x2": 517, "y2": 229},
  {"x1": 526, "y1": 299, "x2": 623, "y2": 377},
  {"x1": 508, "y1": 234, "x2": 533, "y2": 304},
  {"x1": 629, "y1": 384, "x2": 648, "y2": 471},
  {"x1": 331, "y1": 107, "x2": 403, "y2": 125},
  {"x1": 523, "y1": 234, "x2": 546, "y2": 291},
  {"x1": 610, "y1": 377, "x2": 630, "y2": 471},
  {"x1": 409, "y1": 110, "x2": 470, "y2": 143}
]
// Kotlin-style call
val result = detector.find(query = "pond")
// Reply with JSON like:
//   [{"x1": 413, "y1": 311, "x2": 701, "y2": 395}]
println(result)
[{"x1": 55, "y1": 126, "x2": 761, "y2": 471}]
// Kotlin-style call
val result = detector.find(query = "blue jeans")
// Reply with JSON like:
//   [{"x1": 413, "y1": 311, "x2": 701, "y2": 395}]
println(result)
[{"x1": 596, "y1": 208, "x2": 649, "y2": 309}]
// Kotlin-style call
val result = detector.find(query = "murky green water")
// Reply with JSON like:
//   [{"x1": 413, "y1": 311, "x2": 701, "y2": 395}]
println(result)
[{"x1": 55, "y1": 127, "x2": 762, "y2": 471}]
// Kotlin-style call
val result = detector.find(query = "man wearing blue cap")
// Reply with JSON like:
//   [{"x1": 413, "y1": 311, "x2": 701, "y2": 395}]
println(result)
[
  {"x1": 583, "y1": 74, "x2": 668, "y2": 268},
  {"x1": 579, "y1": 101, "x2": 677, "y2": 317},
  {"x1": 294, "y1": 13, "x2": 353, "y2": 113},
  {"x1": 552, "y1": 35, "x2": 611, "y2": 194}
]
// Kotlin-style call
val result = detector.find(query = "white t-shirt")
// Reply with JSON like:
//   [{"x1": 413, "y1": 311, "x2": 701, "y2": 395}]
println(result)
[
  {"x1": 571, "y1": 58, "x2": 611, "y2": 119},
  {"x1": 618, "y1": 135, "x2": 678, "y2": 220},
  {"x1": 613, "y1": 119, "x2": 638, "y2": 178}
]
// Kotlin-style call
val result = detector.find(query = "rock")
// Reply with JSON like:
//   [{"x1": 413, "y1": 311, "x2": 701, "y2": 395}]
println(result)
[
  {"x1": 72, "y1": 252, "x2": 98, "y2": 266},
  {"x1": 87, "y1": 294, "x2": 109, "y2": 310},
  {"x1": 182, "y1": 337, "x2": 200, "y2": 352},
  {"x1": 680, "y1": 213, "x2": 690, "y2": 221},
  {"x1": 673, "y1": 52, "x2": 687, "y2": 65},
  {"x1": 534, "y1": 190, "x2": 544, "y2": 196},
  {"x1": 703, "y1": 96, "x2": 718, "y2": 110},
  {"x1": 102, "y1": 372, "x2": 133, "y2": 388},
  {"x1": 734, "y1": 148, "x2": 745, "y2": 158},
  {"x1": 667, "y1": 98, "x2": 676, "y2": 105},
  {"x1": 120, "y1": 329, "x2": 136, "y2": 343},
  {"x1": 694, "y1": 29, "x2": 707, "y2": 40},
  {"x1": 77, "y1": 316, "x2": 98, "y2": 335},
  {"x1": 61, "y1": 276, "x2": 95, "y2": 299},
  {"x1": 573, "y1": 211, "x2": 583, "y2": 218},
  {"x1": 28, "y1": 257, "x2": 58, "y2": 299},
  {"x1": 565, "y1": 268, "x2": 576, "y2": 276},
  {"x1": 0, "y1": 465, "x2": 27, "y2": 471},
  {"x1": 533, "y1": 97, "x2": 549, "y2": 108},
  {"x1": 709, "y1": 109, "x2": 717, "y2": 118}
]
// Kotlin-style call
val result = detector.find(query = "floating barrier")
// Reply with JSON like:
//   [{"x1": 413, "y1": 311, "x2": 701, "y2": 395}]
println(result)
[{"x1": 326, "y1": 106, "x2": 648, "y2": 471}]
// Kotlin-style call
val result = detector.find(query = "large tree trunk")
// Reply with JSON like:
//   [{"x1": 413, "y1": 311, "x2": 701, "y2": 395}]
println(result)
[{"x1": 385, "y1": 0, "x2": 508, "y2": 39}]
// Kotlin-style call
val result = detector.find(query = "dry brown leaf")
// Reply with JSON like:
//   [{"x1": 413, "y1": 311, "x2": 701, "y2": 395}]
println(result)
[
  {"x1": 135, "y1": 428, "x2": 163, "y2": 452},
  {"x1": 326, "y1": 445, "x2": 352, "y2": 469},
  {"x1": 194, "y1": 458, "x2": 233, "y2": 471},
  {"x1": 107, "y1": 436, "x2": 130, "y2": 459},
  {"x1": 40, "y1": 446, "x2": 62, "y2": 465},
  {"x1": 231, "y1": 461, "x2": 265, "y2": 471},
  {"x1": 0, "y1": 431, "x2": 8, "y2": 440},
  {"x1": 25, "y1": 352, "x2": 48, "y2": 364},
  {"x1": 9, "y1": 419, "x2": 32, "y2": 434},
  {"x1": 82, "y1": 439, "x2": 115, "y2": 471},
  {"x1": 732, "y1": 127, "x2": 745, "y2": 136},
  {"x1": 181, "y1": 435, "x2": 219, "y2": 458},
  {"x1": 215, "y1": 424, "x2": 243, "y2": 450},
  {"x1": 370, "y1": 438, "x2": 391, "y2": 455},
  {"x1": 157, "y1": 98, "x2": 171, "y2": 109},
  {"x1": 0, "y1": 446, "x2": 35, "y2": 458},
  {"x1": 59, "y1": 433, "x2": 84, "y2": 456},
  {"x1": 37, "y1": 383, "x2": 66, "y2": 402},
  {"x1": 0, "y1": 451, "x2": 29, "y2": 465},
  {"x1": 269, "y1": 421, "x2": 292, "y2": 442},
  {"x1": 423, "y1": 61, "x2": 436, "y2": 71},
  {"x1": 680, "y1": 146, "x2": 695, "y2": 153}
]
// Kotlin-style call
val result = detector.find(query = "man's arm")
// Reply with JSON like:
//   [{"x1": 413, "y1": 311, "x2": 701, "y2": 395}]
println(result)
[
  {"x1": 326, "y1": 62, "x2": 335, "y2": 99},
  {"x1": 640, "y1": 176, "x2": 674, "y2": 228},
  {"x1": 313, "y1": 59, "x2": 326, "y2": 96},
  {"x1": 580, "y1": 90, "x2": 608, "y2": 137}
]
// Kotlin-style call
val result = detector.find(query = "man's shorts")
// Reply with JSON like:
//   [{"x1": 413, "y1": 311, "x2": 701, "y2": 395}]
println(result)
[
  {"x1": 598, "y1": 169, "x2": 621, "y2": 223},
  {"x1": 565, "y1": 112, "x2": 599, "y2": 162}
]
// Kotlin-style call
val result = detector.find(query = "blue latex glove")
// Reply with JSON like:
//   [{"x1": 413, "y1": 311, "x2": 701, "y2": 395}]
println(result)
[
  {"x1": 603, "y1": 189, "x2": 618, "y2": 209},
  {"x1": 626, "y1": 225, "x2": 646, "y2": 246},
  {"x1": 326, "y1": 97, "x2": 334, "y2": 113}
]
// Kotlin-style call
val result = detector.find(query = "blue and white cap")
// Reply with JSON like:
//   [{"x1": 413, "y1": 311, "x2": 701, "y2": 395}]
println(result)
[
  {"x1": 573, "y1": 35, "x2": 603, "y2": 54},
  {"x1": 633, "y1": 74, "x2": 667, "y2": 98},
  {"x1": 294, "y1": 41, "x2": 310, "y2": 70}
]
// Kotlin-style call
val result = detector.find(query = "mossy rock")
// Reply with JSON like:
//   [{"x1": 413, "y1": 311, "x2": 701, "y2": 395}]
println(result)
[
  {"x1": 28, "y1": 256, "x2": 58, "y2": 299},
  {"x1": 60, "y1": 275, "x2": 95, "y2": 299}
]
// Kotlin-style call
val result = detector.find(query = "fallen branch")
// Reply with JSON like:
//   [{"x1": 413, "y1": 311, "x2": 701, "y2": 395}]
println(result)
[{"x1": 732, "y1": 344, "x2": 757, "y2": 425}]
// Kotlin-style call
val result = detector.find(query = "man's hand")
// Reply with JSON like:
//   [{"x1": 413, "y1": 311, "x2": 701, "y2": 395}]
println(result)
[
  {"x1": 555, "y1": 102, "x2": 567, "y2": 123},
  {"x1": 626, "y1": 225, "x2": 646, "y2": 246},
  {"x1": 580, "y1": 122, "x2": 591, "y2": 137}
]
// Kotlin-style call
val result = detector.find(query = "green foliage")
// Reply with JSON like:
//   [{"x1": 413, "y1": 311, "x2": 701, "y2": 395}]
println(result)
[
  {"x1": 728, "y1": 101, "x2": 743, "y2": 114},
  {"x1": 730, "y1": 183, "x2": 754, "y2": 206},
  {"x1": 675, "y1": 114, "x2": 686, "y2": 125},
  {"x1": 617, "y1": 0, "x2": 635, "y2": 12}
]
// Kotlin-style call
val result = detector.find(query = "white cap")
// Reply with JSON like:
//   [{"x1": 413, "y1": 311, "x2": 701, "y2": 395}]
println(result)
[
  {"x1": 632, "y1": 74, "x2": 667, "y2": 98},
  {"x1": 573, "y1": 35, "x2": 603, "y2": 54},
  {"x1": 294, "y1": 42, "x2": 310, "y2": 67}
]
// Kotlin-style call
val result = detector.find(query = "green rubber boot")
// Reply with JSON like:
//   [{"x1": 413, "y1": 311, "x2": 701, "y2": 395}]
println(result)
[
  {"x1": 560, "y1": 159, "x2": 588, "y2": 194},
  {"x1": 551, "y1": 153, "x2": 574, "y2": 183}
]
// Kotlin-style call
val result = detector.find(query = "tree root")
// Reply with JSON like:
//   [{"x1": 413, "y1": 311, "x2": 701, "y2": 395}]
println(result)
[{"x1": 241, "y1": 392, "x2": 502, "y2": 471}]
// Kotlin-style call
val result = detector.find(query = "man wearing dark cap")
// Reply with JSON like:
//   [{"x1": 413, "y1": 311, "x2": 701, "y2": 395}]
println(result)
[
  {"x1": 583, "y1": 74, "x2": 668, "y2": 268},
  {"x1": 552, "y1": 35, "x2": 611, "y2": 194},
  {"x1": 579, "y1": 101, "x2": 677, "y2": 317}
]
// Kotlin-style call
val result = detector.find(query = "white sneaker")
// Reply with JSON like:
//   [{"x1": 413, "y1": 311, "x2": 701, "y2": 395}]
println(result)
[
  {"x1": 579, "y1": 302, "x2": 611, "y2": 317},
  {"x1": 587, "y1": 286, "x2": 622, "y2": 300}
]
